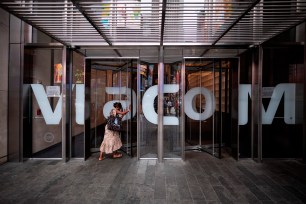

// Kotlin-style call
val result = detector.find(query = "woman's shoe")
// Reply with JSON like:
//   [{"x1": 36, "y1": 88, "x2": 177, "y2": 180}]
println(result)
[{"x1": 113, "y1": 153, "x2": 122, "y2": 158}]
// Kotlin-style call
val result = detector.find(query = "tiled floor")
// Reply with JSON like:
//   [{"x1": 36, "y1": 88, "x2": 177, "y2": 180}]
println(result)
[{"x1": 0, "y1": 152, "x2": 306, "y2": 204}]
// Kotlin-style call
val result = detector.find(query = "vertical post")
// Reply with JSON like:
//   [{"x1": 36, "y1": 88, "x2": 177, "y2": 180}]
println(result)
[
  {"x1": 251, "y1": 48, "x2": 256, "y2": 160},
  {"x1": 62, "y1": 47, "x2": 73, "y2": 162},
  {"x1": 181, "y1": 58, "x2": 186, "y2": 160},
  {"x1": 219, "y1": 60, "x2": 222, "y2": 158},
  {"x1": 258, "y1": 46, "x2": 263, "y2": 162},
  {"x1": 84, "y1": 58, "x2": 91, "y2": 160},
  {"x1": 61, "y1": 47, "x2": 67, "y2": 161},
  {"x1": 137, "y1": 59, "x2": 140, "y2": 160},
  {"x1": 8, "y1": 15, "x2": 23, "y2": 162},
  {"x1": 251, "y1": 46, "x2": 263, "y2": 162},
  {"x1": 158, "y1": 46, "x2": 164, "y2": 162},
  {"x1": 304, "y1": 23, "x2": 306, "y2": 163}
]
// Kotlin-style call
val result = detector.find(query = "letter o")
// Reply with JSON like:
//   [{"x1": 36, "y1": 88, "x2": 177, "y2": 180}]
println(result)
[{"x1": 184, "y1": 87, "x2": 215, "y2": 120}]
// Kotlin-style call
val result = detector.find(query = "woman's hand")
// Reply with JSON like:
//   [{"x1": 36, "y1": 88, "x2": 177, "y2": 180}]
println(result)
[{"x1": 123, "y1": 109, "x2": 129, "y2": 115}]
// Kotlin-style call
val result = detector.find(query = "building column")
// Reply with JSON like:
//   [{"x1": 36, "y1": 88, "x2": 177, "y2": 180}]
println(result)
[
  {"x1": 251, "y1": 46, "x2": 263, "y2": 162},
  {"x1": 0, "y1": 9, "x2": 9, "y2": 164},
  {"x1": 8, "y1": 14, "x2": 25, "y2": 162},
  {"x1": 303, "y1": 23, "x2": 306, "y2": 163}
]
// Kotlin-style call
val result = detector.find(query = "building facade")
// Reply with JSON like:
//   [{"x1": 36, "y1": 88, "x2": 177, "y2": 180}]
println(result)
[{"x1": 0, "y1": 0, "x2": 305, "y2": 164}]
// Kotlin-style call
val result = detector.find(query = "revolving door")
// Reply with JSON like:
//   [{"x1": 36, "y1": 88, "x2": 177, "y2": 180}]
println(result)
[
  {"x1": 87, "y1": 58, "x2": 137, "y2": 157},
  {"x1": 184, "y1": 58, "x2": 238, "y2": 158}
]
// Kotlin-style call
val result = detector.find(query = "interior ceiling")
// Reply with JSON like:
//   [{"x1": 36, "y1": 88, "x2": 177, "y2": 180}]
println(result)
[{"x1": 1, "y1": 0, "x2": 306, "y2": 59}]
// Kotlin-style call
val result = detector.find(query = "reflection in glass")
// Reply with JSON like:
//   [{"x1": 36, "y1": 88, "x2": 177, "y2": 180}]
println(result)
[
  {"x1": 71, "y1": 52, "x2": 85, "y2": 158},
  {"x1": 184, "y1": 58, "x2": 234, "y2": 158},
  {"x1": 163, "y1": 63, "x2": 182, "y2": 158},
  {"x1": 89, "y1": 59, "x2": 136, "y2": 157},
  {"x1": 23, "y1": 48, "x2": 63, "y2": 158}
]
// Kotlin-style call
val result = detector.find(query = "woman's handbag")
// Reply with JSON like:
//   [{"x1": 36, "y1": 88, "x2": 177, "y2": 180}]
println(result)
[{"x1": 107, "y1": 114, "x2": 122, "y2": 131}]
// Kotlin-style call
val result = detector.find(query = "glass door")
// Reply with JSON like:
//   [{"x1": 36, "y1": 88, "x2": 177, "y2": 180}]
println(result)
[
  {"x1": 185, "y1": 58, "x2": 215, "y2": 156},
  {"x1": 88, "y1": 58, "x2": 136, "y2": 157},
  {"x1": 184, "y1": 58, "x2": 233, "y2": 158}
]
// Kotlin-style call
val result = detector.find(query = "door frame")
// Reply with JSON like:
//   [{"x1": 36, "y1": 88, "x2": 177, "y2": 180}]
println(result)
[
  {"x1": 84, "y1": 57, "x2": 139, "y2": 159},
  {"x1": 183, "y1": 57, "x2": 239, "y2": 159}
]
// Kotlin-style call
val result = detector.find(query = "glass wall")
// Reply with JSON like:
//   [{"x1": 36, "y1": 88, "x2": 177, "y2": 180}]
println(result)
[
  {"x1": 239, "y1": 50, "x2": 252, "y2": 158},
  {"x1": 163, "y1": 63, "x2": 183, "y2": 159},
  {"x1": 23, "y1": 47, "x2": 63, "y2": 158},
  {"x1": 262, "y1": 46, "x2": 304, "y2": 158},
  {"x1": 138, "y1": 61, "x2": 158, "y2": 159},
  {"x1": 71, "y1": 52, "x2": 85, "y2": 158},
  {"x1": 238, "y1": 25, "x2": 305, "y2": 160}
]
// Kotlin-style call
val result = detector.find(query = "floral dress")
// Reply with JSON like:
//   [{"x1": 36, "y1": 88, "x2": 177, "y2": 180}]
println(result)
[{"x1": 100, "y1": 109, "x2": 122, "y2": 154}]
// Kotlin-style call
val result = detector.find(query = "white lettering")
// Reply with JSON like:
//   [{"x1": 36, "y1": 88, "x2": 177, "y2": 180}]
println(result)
[
  {"x1": 31, "y1": 83, "x2": 302, "y2": 126},
  {"x1": 238, "y1": 84, "x2": 251, "y2": 125},
  {"x1": 142, "y1": 84, "x2": 179, "y2": 125},
  {"x1": 75, "y1": 84, "x2": 84, "y2": 125},
  {"x1": 142, "y1": 85, "x2": 157, "y2": 124},
  {"x1": 262, "y1": 83, "x2": 296, "y2": 124},
  {"x1": 238, "y1": 83, "x2": 302, "y2": 125},
  {"x1": 103, "y1": 86, "x2": 136, "y2": 121},
  {"x1": 184, "y1": 87, "x2": 216, "y2": 121},
  {"x1": 31, "y1": 84, "x2": 62, "y2": 125}
]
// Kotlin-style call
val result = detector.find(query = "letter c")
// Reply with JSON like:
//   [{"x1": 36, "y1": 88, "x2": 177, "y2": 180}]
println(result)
[{"x1": 142, "y1": 84, "x2": 179, "y2": 125}]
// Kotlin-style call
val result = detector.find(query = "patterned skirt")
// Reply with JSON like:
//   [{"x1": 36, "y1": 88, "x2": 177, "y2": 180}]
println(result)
[{"x1": 100, "y1": 125, "x2": 122, "y2": 154}]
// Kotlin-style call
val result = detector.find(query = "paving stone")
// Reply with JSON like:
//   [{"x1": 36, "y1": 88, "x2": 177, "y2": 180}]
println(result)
[{"x1": 0, "y1": 152, "x2": 305, "y2": 203}]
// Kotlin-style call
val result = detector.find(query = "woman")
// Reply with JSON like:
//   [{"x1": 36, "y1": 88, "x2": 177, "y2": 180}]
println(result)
[{"x1": 99, "y1": 102, "x2": 129, "y2": 160}]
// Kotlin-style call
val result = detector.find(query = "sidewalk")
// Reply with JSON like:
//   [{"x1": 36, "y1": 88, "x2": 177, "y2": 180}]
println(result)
[{"x1": 0, "y1": 152, "x2": 306, "y2": 203}]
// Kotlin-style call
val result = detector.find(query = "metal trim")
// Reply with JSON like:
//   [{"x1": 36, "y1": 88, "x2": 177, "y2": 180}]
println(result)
[
  {"x1": 258, "y1": 45, "x2": 263, "y2": 162},
  {"x1": 181, "y1": 58, "x2": 186, "y2": 160},
  {"x1": 160, "y1": 0, "x2": 167, "y2": 46},
  {"x1": 2, "y1": 0, "x2": 306, "y2": 47},
  {"x1": 157, "y1": 46, "x2": 164, "y2": 162},
  {"x1": 136, "y1": 59, "x2": 140, "y2": 160},
  {"x1": 61, "y1": 46, "x2": 67, "y2": 161}
]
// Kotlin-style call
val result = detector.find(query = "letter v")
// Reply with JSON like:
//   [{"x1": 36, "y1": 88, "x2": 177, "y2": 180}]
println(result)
[{"x1": 31, "y1": 84, "x2": 62, "y2": 125}]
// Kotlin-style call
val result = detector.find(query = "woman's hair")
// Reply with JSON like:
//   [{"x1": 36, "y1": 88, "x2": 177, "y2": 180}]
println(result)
[{"x1": 113, "y1": 102, "x2": 122, "y2": 109}]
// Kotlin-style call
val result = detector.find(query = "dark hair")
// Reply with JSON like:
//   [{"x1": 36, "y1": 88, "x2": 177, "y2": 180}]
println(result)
[{"x1": 113, "y1": 102, "x2": 122, "y2": 109}]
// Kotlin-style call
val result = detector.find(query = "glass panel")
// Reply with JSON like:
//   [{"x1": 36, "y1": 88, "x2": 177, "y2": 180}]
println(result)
[
  {"x1": 184, "y1": 58, "x2": 235, "y2": 158},
  {"x1": 185, "y1": 59, "x2": 215, "y2": 155},
  {"x1": 239, "y1": 50, "x2": 252, "y2": 158},
  {"x1": 163, "y1": 63, "x2": 183, "y2": 158},
  {"x1": 112, "y1": 62, "x2": 135, "y2": 156},
  {"x1": 23, "y1": 48, "x2": 63, "y2": 158},
  {"x1": 90, "y1": 69, "x2": 98, "y2": 151},
  {"x1": 139, "y1": 59, "x2": 158, "y2": 159},
  {"x1": 262, "y1": 47, "x2": 304, "y2": 158},
  {"x1": 89, "y1": 59, "x2": 135, "y2": 157},
  {"x1": 213, "y1": 60, "x2": 231, "y2": 158},
  {"x1": 71, "y1": 52, "x2": 85, "y2": 158}
]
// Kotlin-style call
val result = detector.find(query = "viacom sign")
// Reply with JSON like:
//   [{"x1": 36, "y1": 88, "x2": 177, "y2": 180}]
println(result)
[{"x1": 31, "y1": 83, "x2": 303, "y2": 125}]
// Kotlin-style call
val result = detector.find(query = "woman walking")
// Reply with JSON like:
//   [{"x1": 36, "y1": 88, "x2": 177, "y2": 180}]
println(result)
[{"x1": 99, "y1": 102, "x2": 129, "y2": 160}]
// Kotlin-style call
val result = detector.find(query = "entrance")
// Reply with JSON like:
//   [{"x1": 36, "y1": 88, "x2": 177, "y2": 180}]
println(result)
[
  {"x1": 184, "y1": 58, "x2": 238, "y2": 158},
  {"x1": 88, "y1": 58, "x2": 137, "y2": 157},
  {"x1": 22, "y1": 46, "x2": 238, "y2": 161},
  {"x1": 85, "y1": 57, "x2": 186, "y2": 160}
]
